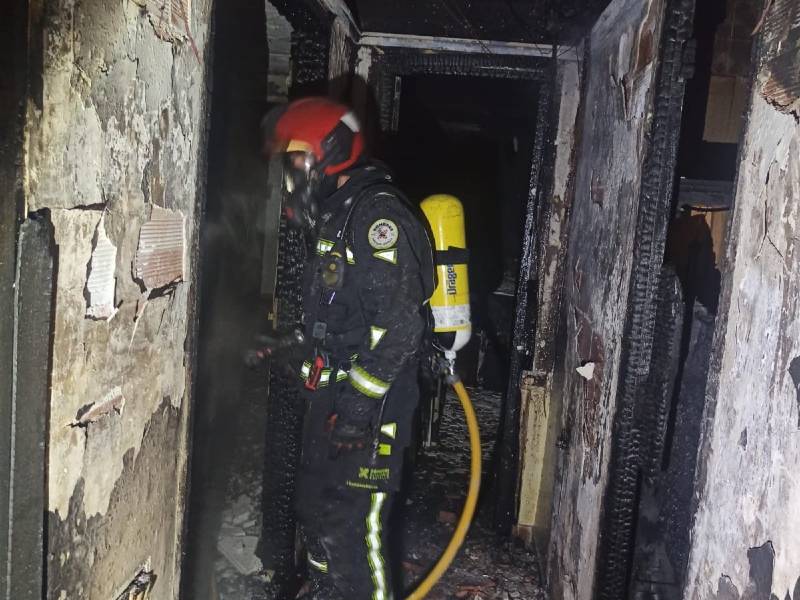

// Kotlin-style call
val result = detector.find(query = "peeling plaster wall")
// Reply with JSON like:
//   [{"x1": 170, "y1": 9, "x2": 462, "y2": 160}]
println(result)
[
  {"x1": 22, "y1": 0, "x2": 212, "y2": 597},
  {"x1": 683, "y1": 25, "x2": 800, "y2": 600},
  {"x1": 547, "y1": 0, "x2": 665, "y2": 597}
]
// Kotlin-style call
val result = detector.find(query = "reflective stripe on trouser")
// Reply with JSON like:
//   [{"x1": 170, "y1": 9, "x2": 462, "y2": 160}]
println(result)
[
  {"x1": 308, "y1": 552, "x2": 329, "y2": 574},
  {"x1": 366, "y1": 492, "x2": 389, "y2": 600},
  {"x1": 295, "y1": 471, "x2": 398, "y2": 600}
]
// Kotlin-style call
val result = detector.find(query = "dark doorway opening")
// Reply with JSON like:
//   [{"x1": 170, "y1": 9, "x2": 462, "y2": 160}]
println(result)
[
  {"x1": 183, "y1": 1, "x2": 333, "y2": 598},
  {"x1": 372, "y1": 72, "x2": 549, "y2": 598},
  {"x1": 182, "y1": 0, "x2": 271, "y2": 596},
  {"x1": 382, "y1": 74, "x2": 539, "y2": 394}
]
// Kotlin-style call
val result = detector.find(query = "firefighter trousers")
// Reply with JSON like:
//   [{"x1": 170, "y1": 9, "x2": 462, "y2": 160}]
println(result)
[
  {"x1": 298, "y1": 485, "x2": 396, "y2": 600},
  {"x1": 295, "y1": 364, "x2": 419, "y2": 598}
]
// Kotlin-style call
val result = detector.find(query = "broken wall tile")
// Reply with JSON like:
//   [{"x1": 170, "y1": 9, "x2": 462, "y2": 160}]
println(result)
[
  {"x1": 113, "y1": 568, "x2": 156, "y2": 600},
  {"x1": 759, "y1": 0, "x2": 800, "y2": 117},
  {"x1": 85, "y1": 216, "x2": 118, "y2": 320},
  {"x1": 135, "y1": 205, "x2": 185, "y2": 290}
]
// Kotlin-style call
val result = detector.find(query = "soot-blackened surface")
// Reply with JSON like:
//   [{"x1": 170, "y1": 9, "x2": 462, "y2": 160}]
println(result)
[
  {"x1": 346, "y1": 0, "x2": 611, "y2": 44},
  {"x1": 400, "y1": 387, "x2": 545, "y2": 599},
  {"x1": 210, "y1": 368, "x2": 273, "y2": 600},
  {"x1": 208, "y1": 383, "x2": 544, "y2": 599}
]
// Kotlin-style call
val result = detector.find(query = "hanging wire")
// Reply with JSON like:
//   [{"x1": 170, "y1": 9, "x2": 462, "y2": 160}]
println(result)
[{"x1": 437, "y1": 0, "x2": 494, "y2": 54}]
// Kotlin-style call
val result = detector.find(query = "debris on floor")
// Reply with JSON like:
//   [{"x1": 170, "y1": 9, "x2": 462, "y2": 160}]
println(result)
[
  {"x1": 400, "y1": 388, "x2": 545, "y2": 600},
  {"x1": 210, "y1": 371, "x2": 273, "y2": 600},
  {"x1": 217, "y1": 493, "x2": 262, "y2": 576},
  {"x1": 217, "y1": 532, "x2": 261, "y2": 576},
  {"x1": 202, "y1": 373, "x2": 544, "y2": 599}
]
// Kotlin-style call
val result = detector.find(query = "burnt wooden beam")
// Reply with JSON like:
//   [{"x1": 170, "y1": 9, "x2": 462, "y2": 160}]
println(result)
[
  {"x1": 4, "y1": 213, "x2": 56, "y2": 600},
  {"x1": 495, "y1": 57, "x2": 559, "y2": 535},
  {"x1": 0, "y1": 0, "x2": 30, "y2": 594},
  {"x1": 594, "y1": 0, "x2": 696, "y2": 597}
]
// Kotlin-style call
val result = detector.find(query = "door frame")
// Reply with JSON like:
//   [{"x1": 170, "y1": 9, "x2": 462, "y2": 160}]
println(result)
[
  {"x1": 359, "y1": 39, "x2": 564, "y2": 533},
  {"x1": 1, "y1": 1, "x2": 54, "y2": 598},
  {"x1": 593, "y1": 0, "x2": 696, "y2": 597}
]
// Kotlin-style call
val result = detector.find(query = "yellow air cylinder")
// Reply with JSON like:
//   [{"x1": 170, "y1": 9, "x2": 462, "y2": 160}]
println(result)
[{"x1": 420, "y1": 194, "x2": 471, "y2": 357}]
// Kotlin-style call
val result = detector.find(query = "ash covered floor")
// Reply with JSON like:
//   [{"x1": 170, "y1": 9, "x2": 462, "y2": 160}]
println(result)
[
  {"x1": 208, "y1": 368, "x2": 271, "y2": 600},
  {"x1": 399, "y1": 387, "x2": 545, "y2": 600},
  {"x1": 206, "y1": 378, "x2": 544, "y2": 600}
]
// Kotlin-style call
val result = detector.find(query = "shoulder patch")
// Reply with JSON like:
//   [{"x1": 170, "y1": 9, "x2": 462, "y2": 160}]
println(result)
[{"x1": 368, "y1": 218, "x2": 398, "y2": 249}]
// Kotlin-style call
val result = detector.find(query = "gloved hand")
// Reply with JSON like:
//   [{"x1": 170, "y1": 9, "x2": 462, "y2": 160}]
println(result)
[
  {"x1": 328, "y1": 385, "x2": 379, "y2": 453},
  {"x1": 243, "y1": 345, "x2": 272, "y2": 369},
  {"x1": 243, "y1": 328, "x2": 306, "y2": 369}
]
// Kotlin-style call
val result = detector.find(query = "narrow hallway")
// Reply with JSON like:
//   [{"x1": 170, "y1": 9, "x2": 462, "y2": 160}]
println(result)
[
  {"x1": 4, "y1": 0, "x2": 799, "y2": 599},
  {"x1": 199, "y1": 378, "x2": 545, "y2": 600},
  {"x1": 400, "y1": 388, "x2": 544, "y2": 600}
]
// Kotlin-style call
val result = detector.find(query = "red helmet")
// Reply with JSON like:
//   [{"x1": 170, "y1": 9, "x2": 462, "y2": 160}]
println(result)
[{"x1": 272, "y1": 98, "x2": 364, "y2": 175}]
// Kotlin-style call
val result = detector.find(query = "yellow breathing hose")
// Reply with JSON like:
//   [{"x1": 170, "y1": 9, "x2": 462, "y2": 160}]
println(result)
[{"x1": 406, "y1": 378, "x2": 482, "y2": 600}]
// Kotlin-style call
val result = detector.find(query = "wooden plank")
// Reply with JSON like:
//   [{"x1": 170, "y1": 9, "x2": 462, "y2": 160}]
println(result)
[{"x1": 703, "y1": 75, "x2": 749, "y2": 143}]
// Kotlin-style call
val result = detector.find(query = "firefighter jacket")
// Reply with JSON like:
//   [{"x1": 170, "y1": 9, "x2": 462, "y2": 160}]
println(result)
[{"x1": 295, "y1": 163, "x2": 434, "y2": 490}]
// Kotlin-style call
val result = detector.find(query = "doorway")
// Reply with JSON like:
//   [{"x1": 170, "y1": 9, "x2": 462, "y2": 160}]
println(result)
[
  {"x1": 358, "y1": 51, "x2": 557, "y2": 542},
  {"x1": 371, "y1": 70, "x2": 551, "y2": 597},
  {"x1": 382, "y1": 74, "x2": 539, "y2": 391},
  {"x1": 1, "y1": 0, "x2": 52, "y2": 598}
]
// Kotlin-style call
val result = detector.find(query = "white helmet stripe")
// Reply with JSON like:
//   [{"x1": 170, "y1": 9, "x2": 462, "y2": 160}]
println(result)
[{"x1": 340, "y1": 111, "x2": 360, "y2": 132}]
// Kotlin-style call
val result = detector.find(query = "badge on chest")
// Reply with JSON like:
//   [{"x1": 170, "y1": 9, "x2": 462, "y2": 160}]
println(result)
[{"x1": 368, "y1": 219, "x2": 398, "y2": 249}]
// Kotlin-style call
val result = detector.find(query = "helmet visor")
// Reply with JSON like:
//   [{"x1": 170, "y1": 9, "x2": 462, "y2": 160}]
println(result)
[{"x1": 280, "y1": 151, "x2": 320, "y2": 229}]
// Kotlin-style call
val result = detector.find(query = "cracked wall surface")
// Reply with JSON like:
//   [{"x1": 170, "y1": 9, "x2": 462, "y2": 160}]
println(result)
[
  {"x1": 22, "y1": 0, "x2": 212, "y2": 597},
  {"x1": 547, "y1": 0, "x2": 665, "y2": 598},
  {"x1": 683, "y1": 14, "x2": 800, "y2": 598}
]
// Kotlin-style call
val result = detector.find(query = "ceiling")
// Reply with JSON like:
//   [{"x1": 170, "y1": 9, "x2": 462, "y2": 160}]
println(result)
[
  {"x1": 343, "y1": 0, "x2": 612, "y2": 44},
  {"x1": 399, "y1": 75, "x2": 539, "y2": 133}
]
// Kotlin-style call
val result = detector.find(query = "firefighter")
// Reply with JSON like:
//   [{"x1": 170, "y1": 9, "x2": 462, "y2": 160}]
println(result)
[{"x1": 267, "y1": 98, "x2": 435, "y2": 599}]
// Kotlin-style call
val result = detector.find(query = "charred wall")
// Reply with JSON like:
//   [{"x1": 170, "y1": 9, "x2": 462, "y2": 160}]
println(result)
[
  {"x1": 270, "y1": 0, "x2": 332, "y2": 97},
  {"x1": 328, "y1": 16, "x2": 356, "y2": 102},
  {"x1": 21, "y1": 0, "x2": 213, "y2": 597},
  {"x1": 183, "y1": 0, "x2": 270, "y2": 595},
  {"x1": 683, "y1": 3, "x2": 800, "y2": 597},
  {"x1": 547, "y1": 0, "x2": 668, "y2": 597},
  {"x1": 0, "y1": 0, "x2": 27, "y2": 591},
  {"x1": 515, "y1": 55, "x2": 583, "y2": 550},
  {"x1": 257, "y1": 1, "x2": 331, "y2": 593}
]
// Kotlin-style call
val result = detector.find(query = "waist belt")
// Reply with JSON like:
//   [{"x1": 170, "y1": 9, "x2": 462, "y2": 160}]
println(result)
[{"x1": 299, "y1": 360, "x2": 350, "y2": 389}]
